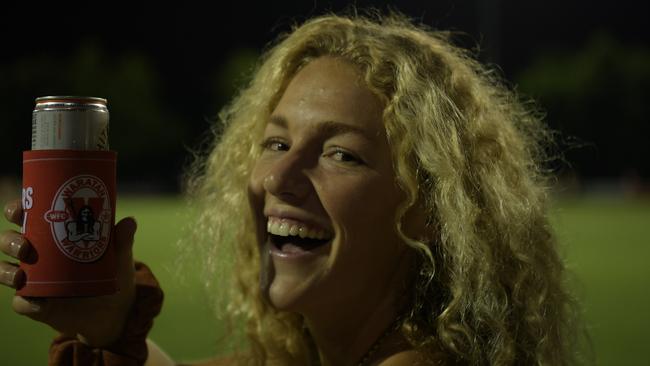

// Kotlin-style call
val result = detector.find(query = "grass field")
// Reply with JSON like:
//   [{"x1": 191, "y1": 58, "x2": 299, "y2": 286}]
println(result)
[{"x1": 1, "y1": 195, "x2": 648, "y2": 365}]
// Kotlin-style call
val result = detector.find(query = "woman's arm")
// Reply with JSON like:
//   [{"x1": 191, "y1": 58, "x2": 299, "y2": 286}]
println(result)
[
  {"x1": 144, "y1": 339, "x2": 175, "y2": 366},
  {"x1": 145, "y1": 339, "x2": 237, "y2": 366}
]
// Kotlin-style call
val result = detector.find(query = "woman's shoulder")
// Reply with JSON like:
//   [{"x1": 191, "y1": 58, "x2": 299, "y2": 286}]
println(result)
[
  {"x1": 179, "y1": 352, "x2": 451, "y2": 366},
  {"x1": 145, "y1": 339, "x2": 238, "y2": 366},
  {"x1": 177, "y1": 357, "x2": 237, "y2": 366},
  {"x1": 379, "y1": 349, "x2": 452, "y2": 366}
]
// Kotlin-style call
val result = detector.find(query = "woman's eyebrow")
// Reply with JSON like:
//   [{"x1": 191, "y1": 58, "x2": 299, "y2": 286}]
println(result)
[{"x1": 269, "y1": 115, "x2": 375, "y2": 141}]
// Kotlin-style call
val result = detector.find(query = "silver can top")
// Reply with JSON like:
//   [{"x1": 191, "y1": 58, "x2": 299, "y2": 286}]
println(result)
[
  {"x1": 34, "y1": 96, "x2": 108, "y2": 111},
  {"x1": 32, "y1": 96, "x2": 110, "y2": 151}
]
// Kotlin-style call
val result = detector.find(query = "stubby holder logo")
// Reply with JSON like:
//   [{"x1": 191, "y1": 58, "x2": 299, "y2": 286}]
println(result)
[
  {"x1": 19, "y1": 150, "x2": 118, "y2": 297},
  {"x1": 44, "y1": 175, "x2": 112, "y2": 263}
]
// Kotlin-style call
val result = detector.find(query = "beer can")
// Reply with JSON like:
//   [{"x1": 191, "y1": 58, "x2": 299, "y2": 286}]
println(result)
[
  {"x1": 19, "y1": 96, "x2": 117, "y2": 297},
  {"x1": 32, "y1": 96, "x2": 109, "y2": 151}
]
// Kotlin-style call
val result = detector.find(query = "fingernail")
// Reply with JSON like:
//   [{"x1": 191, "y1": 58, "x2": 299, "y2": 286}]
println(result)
[
  {"x1": 13, "y1": 269, "x2": 25, "y2": 289},
  {"x1": 8, "y1": 235, "x2": 25, "y2": 258},
  {"x1": 28, "y1": 299, "x2": 40, "y2": 312},
  {"x1": 1, "y1": 268, "x2": 17, "y2": 287},
  {"x1": 20, "y1": 296, "x2": 44, "y2": 312},
  {"x1": 3, "y1": 201, "x2": 17, "y2": 219}
]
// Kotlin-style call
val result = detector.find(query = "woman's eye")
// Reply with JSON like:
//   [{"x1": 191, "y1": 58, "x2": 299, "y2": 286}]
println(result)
[
  {"x1": 260, "y1": 138, "x2": 289, "y2": 151},
  {"x1": 328, "y1": 148, "x2": 362, "y2": 164}
]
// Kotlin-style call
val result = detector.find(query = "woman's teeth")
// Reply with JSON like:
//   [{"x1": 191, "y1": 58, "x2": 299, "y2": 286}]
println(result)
[{"x1": 266, "y1": 218, "x2": 331, "y2": 240}]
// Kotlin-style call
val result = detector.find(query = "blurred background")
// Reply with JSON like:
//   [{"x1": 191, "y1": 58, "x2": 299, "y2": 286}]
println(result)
[{"x1": 1, "y1": 0, "x2": 648, "y2": 364}]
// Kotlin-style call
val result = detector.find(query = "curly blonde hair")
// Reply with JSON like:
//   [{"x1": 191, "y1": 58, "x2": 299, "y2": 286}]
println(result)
[{"x1": 185, "y1": 10, "x2": 582, "y2": 365}]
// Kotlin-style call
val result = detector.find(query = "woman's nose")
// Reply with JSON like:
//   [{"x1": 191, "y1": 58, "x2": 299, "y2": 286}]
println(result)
[{"x1": 262, "y1": 152, "x2": 311, "y2": 202}]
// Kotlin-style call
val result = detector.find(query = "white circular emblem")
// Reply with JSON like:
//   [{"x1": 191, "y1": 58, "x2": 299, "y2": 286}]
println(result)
[{"x1": 44, "y1": 175, "x2": 112, "y2": 263}]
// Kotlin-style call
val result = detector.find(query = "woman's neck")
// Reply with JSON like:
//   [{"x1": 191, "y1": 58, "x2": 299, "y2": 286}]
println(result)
[
  {"x1": 302, "y1": 255, "x2": 414, "y2": 366},
  {"x1": 306, "y1": 298, "x2": 405, "y2": 365}
]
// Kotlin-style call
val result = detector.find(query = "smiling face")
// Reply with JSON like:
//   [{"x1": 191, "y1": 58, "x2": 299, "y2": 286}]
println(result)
[{"x1": 248, "y1": 57, "x2": 419, "y2": 315}]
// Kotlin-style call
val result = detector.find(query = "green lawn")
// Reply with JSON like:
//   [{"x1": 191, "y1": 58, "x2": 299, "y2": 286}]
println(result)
[
  {"x1": 549, "y1": 197, "x2": 650, "y2": 365},
  {"x1": 1, "y1": 195, "x2": 648, "y2": 365}
]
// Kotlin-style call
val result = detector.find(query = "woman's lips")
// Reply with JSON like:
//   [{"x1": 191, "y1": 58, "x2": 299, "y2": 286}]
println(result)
[
  {"x1": 267, "y1": 216, "x2": 333, "y2": 240},
  {"x1": 268, "y1": 235, "x2": 333, "y2": 259},
  {"x1": 264, "y1": 206, "x2": 333, "y2": 233},
  {"x1": 262, "y1": 211, "x2": 334, "y2": 259}
]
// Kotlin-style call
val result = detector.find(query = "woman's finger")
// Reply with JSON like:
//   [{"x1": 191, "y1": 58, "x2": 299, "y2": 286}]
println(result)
[
  {"x1": 0, "y1": 261, "x2": 25, "y2": 289},
  {"x1": 3, "y1": 199, "x2": 23, "y2": 226},
  {"x1": 11, "y1": 296, "x2": 48, "y2": 319},
  {"x1": 0, "y1": 230, "x2": 32, "y2": 261}
]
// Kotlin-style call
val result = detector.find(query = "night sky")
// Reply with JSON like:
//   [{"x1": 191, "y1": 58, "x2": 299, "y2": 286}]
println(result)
[
  {"x1": 1, "y1": 0, "x2": 648, "y2": 186},
  {"x1": 5, "y1": 1, "x2": 646, "y2": 74}
]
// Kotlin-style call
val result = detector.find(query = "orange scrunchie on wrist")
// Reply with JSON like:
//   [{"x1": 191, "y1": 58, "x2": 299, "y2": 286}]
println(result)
[{"x1": 48, "y1": 262, "x2": 164, "y2": 366}]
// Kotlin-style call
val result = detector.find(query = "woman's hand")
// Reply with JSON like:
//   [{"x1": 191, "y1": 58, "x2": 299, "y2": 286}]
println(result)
[{"x1": 1, "y1": 198, "x2": 138, "y2": 348}]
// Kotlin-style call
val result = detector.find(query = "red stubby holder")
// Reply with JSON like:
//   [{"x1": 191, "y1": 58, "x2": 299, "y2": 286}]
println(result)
[{"x1": 18, "y1": 150, "x2": 117, "y2": 297}]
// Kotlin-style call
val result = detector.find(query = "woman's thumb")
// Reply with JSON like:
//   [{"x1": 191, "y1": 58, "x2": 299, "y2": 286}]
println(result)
[{"x1": 113, "y1": 217, "x2": 137, "y2": 260}]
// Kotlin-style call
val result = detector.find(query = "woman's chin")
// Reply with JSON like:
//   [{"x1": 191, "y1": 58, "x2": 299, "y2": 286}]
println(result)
[
  {"x1": 267, "y1": 272, "x2": 324, "y2": 312},
  {"x1": 264, "y1": 242, "x2": 331, "y2": 309}
]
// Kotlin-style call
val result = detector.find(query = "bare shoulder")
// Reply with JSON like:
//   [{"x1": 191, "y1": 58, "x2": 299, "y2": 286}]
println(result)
[
  {"x1": 177, "y1": 356, "x2": 237, "y2": 366},
  {"x1": 208, "y1": 357, "x2": 237, "y2": 366},
  {"x1": 145, "y1": 339, "x2": 239, "y2": 366},
  {"x1": 379, "y1": 349, "x2": 447, "y2": 365}
]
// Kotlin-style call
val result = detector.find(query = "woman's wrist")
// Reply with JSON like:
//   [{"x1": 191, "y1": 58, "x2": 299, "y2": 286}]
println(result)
[
  {"x1": 49, "y1": 261, "x2": 164, "y2": 365},
  {"x1": 75, "y1": 288, "x2": 137, "y2": 348}
]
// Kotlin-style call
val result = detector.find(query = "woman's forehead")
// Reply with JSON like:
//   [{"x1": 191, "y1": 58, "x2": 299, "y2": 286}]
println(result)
[{"x1": 272, "y1": 57, "x2": 385, "y2": 137}]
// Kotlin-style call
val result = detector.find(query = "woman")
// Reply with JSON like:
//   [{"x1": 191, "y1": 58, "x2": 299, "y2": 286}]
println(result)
[{"x1": 1, "y1": 11, "x2": 581, "y2": 365}]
